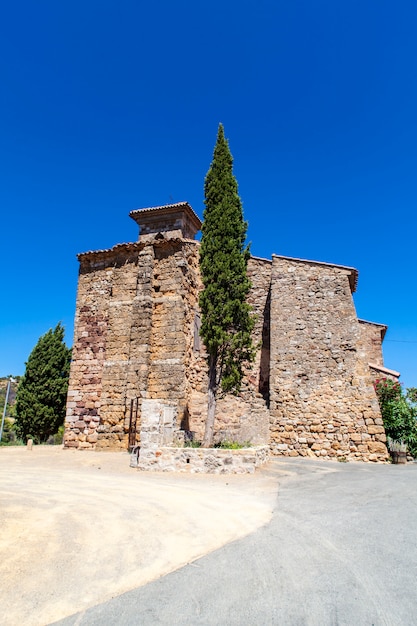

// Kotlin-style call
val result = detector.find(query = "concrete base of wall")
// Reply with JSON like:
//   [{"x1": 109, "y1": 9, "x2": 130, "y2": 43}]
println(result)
[{"x1": 137, "y1": 445, "x2": 269, "y2": 474}]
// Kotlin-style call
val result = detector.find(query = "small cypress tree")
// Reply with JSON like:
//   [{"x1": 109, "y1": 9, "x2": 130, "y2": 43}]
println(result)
[
  {"x1": 199, "y1": 124, "x2": 255, "y2": 447},
  {"x1": 15, "y1": 323, "x2": 71, "y2": 443}
]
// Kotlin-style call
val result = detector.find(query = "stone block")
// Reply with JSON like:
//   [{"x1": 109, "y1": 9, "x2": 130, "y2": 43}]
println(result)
[
  {"x1": 367, "y1": 425, "x2": 385, "y2": 435},
  {"x1": 65, "y1": 440, "x2": 79, "y2": 448},
  {"x1": 310, "y1": 425, "x2": 324, "y2": 433},
  {"x1": 368, "y1": 441, "x2": 388, "y2": 455},
  {"x1": 79, "y1": 442, "x2": 93, "y2": 449}
]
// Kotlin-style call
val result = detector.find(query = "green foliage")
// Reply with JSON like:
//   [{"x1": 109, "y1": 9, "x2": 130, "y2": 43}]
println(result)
[
  {"x1": 199, "y1": 124, "x2": 255, "y2": 394},
  {"x1": 47, "y1": 424, "x2": 65, "y2": 446},
  {"x1": 0, "y1": 418, "x2": 24, "y2": 446},
  {"x1": 183, "y1": 439, "x2": 251, "y2": 449},
  {"x1": 15, "y1": 324, "x2": 71, "y2": 444},
  {"x1": 406, "y1": 387, "x2": 417, "y2": 405},
  {"x1": 184, "y1": 439, "x2": 202, "y2": 448},
  {"x1": 374, "y1": 378, "x2": 417, "y2": 457},
  {"x1": 214, "y1": 440, "x2": 252, "y2": 449}
]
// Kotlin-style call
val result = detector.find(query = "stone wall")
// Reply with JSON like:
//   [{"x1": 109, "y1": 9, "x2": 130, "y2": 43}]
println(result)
[
  {"x1": 65, "y1": 238, "x2": 271, "y2": 451},
  {"x1": 358, "y1": 320, "x2": 386, "y2": 367},
  {"x1": 137, "y1": 445, "x2": 270, "y2": 474},
  {"x1": 134, "y1": 395, "x2": 269, "y2": 473},
  {"x1": 269, "y1": 255, "x2": 388, "y2": 462},
  {"x1": 64, "y1": 252, "x2": 112, "y2": 448},
  {"x1": 65, "y1": 239, "x2": 195, "y2": 450},
  {"x1": 247, "y1": 257, "x2": 272, "y2": 404},
  {"x1": 98, "y1": 245, "x2": 155, "y2": 449}
]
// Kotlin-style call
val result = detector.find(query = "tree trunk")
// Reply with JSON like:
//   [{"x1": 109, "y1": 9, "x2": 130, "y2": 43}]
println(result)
[{"x1": 202, "y1": 354, "x2": 217, "y2": 447}]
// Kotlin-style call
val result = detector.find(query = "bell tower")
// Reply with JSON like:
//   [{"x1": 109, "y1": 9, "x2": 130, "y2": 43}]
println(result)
[{"x1": 129, "y1": 201, "x2": 202, "y2": 242}]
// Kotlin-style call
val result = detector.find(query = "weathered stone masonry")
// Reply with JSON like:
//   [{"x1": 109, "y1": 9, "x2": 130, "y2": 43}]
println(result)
[
  {"x1": 66, "y1": 237, "x2": 200, "y2": 450},
  {"x1": 269, "y1": 256, "x2": 388, "y2": 460},
  {"x1": 65, "y1": 202, "x2": 397, "y2": 462}
]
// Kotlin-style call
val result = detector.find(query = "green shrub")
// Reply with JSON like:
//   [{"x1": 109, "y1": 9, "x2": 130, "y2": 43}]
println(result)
[
  {"x1": 374, "y1": 378, "x2": 417, "y2": 457},
  {"x1": 183, "y1": 439, "x2": 252, "y2": 449},
  {"x1": 184, "y1": 439, "x2": 202, "y2": 448},
  {"x1": 214, "y1": 440, "x2": 252, "y2": 449},
  {"x1": 46, "y1": 425, "x2": 65, "y2": 445}
]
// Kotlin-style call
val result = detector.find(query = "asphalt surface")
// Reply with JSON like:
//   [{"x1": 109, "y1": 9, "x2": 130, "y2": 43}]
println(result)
[{"x1": 56, "y1": 458, "x2": 417, "y2": 626}]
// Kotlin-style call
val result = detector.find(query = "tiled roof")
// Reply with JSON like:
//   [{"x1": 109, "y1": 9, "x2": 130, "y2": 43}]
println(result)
[
  {"x1": 358, "y1": 319, "x2": 388, "y2": 341},
  {"x1": 77, "y1": 238, "x2": 200, "y2": 260},
  {"x1": 129, "y1": 201, "x2": 202, "y2": 227},
  {"x1": 358, "y1": 319, "x2": 387, "y2": 328},
  {"x1": 251, "y1": 255, "x2": 272, "y2": 264},
  {"x1": 369, "y1": 362, "x2": 401, "y2": 378},
  {"x1": 77, "y1": 242, "x2": 140, "y2": 260}
]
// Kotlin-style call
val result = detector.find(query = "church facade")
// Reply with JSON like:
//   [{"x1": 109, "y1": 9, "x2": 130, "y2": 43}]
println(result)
[{"x1": 64, "y1": 202, "x2": 398, "y2": 462}]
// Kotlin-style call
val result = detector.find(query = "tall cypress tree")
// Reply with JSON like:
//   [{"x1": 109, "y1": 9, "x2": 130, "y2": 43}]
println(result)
[
  {"x1": 199, "y1": 124, "x2": 255, "y2": 447},
  {"x1": 15, "y1": 323, "x2": 71, "y2": 443}
]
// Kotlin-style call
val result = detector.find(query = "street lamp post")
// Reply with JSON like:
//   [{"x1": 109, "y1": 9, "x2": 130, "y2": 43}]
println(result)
[{"x1": 0, "y1": 377, "x2": 15, "y2": 442}]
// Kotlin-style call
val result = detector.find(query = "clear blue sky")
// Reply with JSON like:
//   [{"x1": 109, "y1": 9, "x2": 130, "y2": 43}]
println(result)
[{"x1": 1, "y1": 0, "x2": 416, "y2": 388}]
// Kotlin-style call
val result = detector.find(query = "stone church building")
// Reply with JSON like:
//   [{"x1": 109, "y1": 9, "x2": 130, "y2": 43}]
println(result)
[{"x1": 64, "y1": 202, "x2": 399, "y2": 462}]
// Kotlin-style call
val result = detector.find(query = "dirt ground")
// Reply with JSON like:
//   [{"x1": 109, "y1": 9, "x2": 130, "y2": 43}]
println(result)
[{"x1": 0, "y1": 446, "x2": 279, "y2": 625}]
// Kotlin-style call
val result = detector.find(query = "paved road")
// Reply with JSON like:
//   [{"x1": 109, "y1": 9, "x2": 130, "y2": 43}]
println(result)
[{"x1": 57, "y1": 459, "x2": 417, "y2": 626}]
